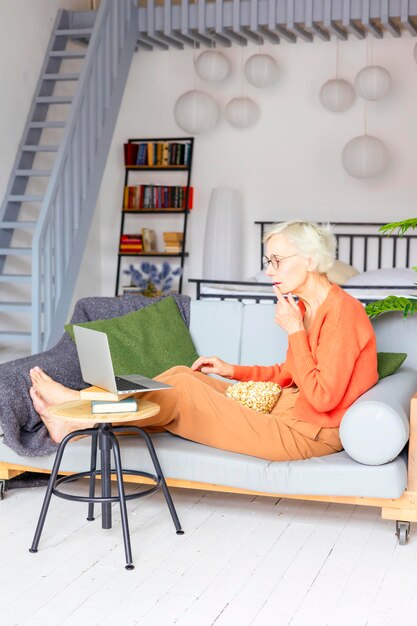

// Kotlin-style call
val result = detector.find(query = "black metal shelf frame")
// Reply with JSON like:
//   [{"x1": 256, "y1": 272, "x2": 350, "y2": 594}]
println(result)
[{"x1": 115, "y1": 136, "x2": 194, "y2": 295}]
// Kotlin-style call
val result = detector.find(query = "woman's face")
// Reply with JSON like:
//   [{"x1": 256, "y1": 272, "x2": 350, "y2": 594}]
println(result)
[{"x1": 264, "y1": 233, "x2": 310, "y2": 294}]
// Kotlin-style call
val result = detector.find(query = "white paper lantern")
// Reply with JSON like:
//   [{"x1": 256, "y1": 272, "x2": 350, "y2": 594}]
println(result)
[
  {"x1": 244, "y1": 54, "x2": 279, "y2": 88},
  {"x1": 225, "y1": 97, "x2": 260, "y2": 129},
  {"x1": 319, "y1": 79, "x2": 355, "y2": 112},
  {"x1": 174, "y1": 90, "x2": 219, "y2": 134},
  {"x1": 342, "y1": 135, "x2": 389, "y2": 178},
  {"x1": 355, "y1": 66, "x2": 391, "y2": 101},
  {"x1": 195, "y1": 50, "x2": 231, "y2": 82}
]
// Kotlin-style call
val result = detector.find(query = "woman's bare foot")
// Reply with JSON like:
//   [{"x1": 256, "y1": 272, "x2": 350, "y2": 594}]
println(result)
[
  {"x1": 29, "y1": 387, "x2": 81, "y2": 443},
  {"x1": 29, "y1": 366, "x2": 79, "y2": 406}
]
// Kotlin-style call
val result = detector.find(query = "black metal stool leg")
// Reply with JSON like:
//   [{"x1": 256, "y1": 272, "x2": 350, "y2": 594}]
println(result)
[
  {"x1": 109, "y1": 432, "x2": 134, "y2": 570},
  {"x1": 29, "y1": 429, "x2": 92, "y2": 553},
  {"x1": 114, "y1": 426, "x2": 184, "y2": 535},
  {"x1": 87, "y1": 432, "x2": 98, "y2": 521},
  {"x1": 99, "y1": 425, "x2": 113, "y2": 530}
]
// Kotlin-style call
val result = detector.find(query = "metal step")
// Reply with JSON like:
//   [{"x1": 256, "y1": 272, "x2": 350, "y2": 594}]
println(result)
[
  {"x1": 42, "y1": 73, "x2": 80, "y2": 81},
  {"x1": 0, "y1": 274, "x2": 32, "y2": 283},
  {"x1": 22, "y1": 145, "x2": 59, "y2": 152},
  {"x1": 55, "y1": 28, "x2": 93, "y2": 36},
  {"x1": 0, "y1": 221, "x2": 37, "y2": 229},
  {"x1": 0, "y1": 302, "x2": 31, "y2": 313},
  {"x1": 49, "y1": 50, "x2": 86, "y2": 58},
  {"x1": 8, "y1": 195, "x2": 43, "y2": 202},
  {"x1": 36, "y1": 96, "x2": 73, "y2": 104},
  {"x1": 29, "y1": 121, "x2": 66, "y2": 128},
  {"x1": 0, "y1": 248, "x2": 32, "y2": 256},
  {"x1": 0, "y1": 330, "x2": 31, "y2": 341},
  {"x1": 16, "y1": 169, "x2": 52, "y2": 176}
]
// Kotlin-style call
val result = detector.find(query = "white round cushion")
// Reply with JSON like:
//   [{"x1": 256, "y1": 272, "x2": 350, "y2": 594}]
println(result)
[{"x1": 339, "y1": 368, "x2": 416, "y2": 465}]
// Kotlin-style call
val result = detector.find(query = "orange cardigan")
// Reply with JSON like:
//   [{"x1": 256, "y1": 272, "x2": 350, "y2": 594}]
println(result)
[{"x1": 232, "y1": 284, "x2": 378, "y2": 428}]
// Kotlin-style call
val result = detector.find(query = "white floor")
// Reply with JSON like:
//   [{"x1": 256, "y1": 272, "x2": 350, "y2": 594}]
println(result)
[{"x1": 1, "y1": 481, "x2": 417, "y2": 626}]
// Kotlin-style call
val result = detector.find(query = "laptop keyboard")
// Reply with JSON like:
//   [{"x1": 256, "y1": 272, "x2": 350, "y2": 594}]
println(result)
[{"x1": 115, "y1": 376, "x2": 150, "y2": 391}]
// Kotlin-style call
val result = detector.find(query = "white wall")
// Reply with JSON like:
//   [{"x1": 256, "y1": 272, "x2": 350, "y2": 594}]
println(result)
[{"x1": 88, "y1": 32, "x2": 417, "y2": 299}]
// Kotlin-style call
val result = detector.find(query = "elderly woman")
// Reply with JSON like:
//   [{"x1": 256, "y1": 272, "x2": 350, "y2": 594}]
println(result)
[{"x1": 29, "y1": 220, "x2": 378, "y2": 461}]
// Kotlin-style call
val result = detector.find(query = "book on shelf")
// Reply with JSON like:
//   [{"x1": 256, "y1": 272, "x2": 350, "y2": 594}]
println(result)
[
  {"x1": 120, "y1": 233, "x2": 143, "y2": 253},
  {"x1": 164, "y1": 245, "x2": 183, "y2": 253},
  {"x1": 125, "y1": 140, "x2": 191, "y2": 168},
  {"x1": 91, "y1": 397, "x2": 138, "y2": 414},
  {"x1": 124, "y1": 143, "x2": 139, "y2": 167},
  {"x1": 141, "y1": 228, "x2": 157, "y2": 252},
  {"x1": 163, "y1": 231, "x2": 183, "y2": 242},
  {"x1": 123, "y1": 185, "x2": 194, "y2": 211}
]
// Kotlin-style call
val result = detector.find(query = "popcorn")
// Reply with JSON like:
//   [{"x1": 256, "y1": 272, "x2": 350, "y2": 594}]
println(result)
[{"x1": 225, "y1": 381, "x2": 282, "y2": 414}]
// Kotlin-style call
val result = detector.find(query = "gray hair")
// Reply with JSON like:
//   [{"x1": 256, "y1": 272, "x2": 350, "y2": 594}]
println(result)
[{"x1": 263, "y1": 220, "x2": 336, "y2": 273}]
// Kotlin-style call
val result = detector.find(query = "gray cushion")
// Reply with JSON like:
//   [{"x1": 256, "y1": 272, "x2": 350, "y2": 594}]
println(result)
[{"x1": 339, "y1": 366, "x2": 417, "y2": 465}]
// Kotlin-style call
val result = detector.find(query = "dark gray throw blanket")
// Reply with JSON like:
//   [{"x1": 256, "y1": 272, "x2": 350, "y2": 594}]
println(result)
[{"x1": 0, "y1": 294, "x2": 191, "y2": 457}]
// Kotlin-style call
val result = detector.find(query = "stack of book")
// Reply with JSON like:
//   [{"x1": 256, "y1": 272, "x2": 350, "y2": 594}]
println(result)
[
  {"x1": 119, "y1": 234, "x2": 143, "y2": 254},
  {"x1": 163, "y1": 231, "x2": 183, "y2": 253}
]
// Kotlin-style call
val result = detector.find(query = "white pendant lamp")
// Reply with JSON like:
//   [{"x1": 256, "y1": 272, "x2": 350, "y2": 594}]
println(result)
[
  {"x1": 342, "y1": 135, "x2": 389, "y2": 178},
  {"x1": 225, "y1": 97, "x2": 260, "y2": 129},
  {"x1": 244, "y1": 54, "x2": 279, "y2": 88},
  {"x1": 319, "y1": 78, "x2": 355, "y2": 112},
  {"x1": 174, "y1": 90, "x2": 219, "y2": 134},
  {"x1": 354, "y1": 66, "x2": 391, "y2": 101},
  {"x1": 195, "y1": 50, "x2": 231, "y2": 82}
]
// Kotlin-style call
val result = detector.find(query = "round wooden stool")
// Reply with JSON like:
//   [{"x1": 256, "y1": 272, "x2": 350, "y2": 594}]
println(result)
[{"x1": 29, "y1": 399, "x2": 183, "y2": 570}]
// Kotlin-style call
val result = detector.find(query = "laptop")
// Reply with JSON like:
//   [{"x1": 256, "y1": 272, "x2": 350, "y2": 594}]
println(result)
[{"x1": 73, "y1": 325, "x2": 172, "y2": 395}]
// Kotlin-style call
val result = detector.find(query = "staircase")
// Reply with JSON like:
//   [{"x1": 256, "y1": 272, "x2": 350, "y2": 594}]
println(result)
[{"x1": 0, "y1": 0, "x2": 138, "y2": 356}]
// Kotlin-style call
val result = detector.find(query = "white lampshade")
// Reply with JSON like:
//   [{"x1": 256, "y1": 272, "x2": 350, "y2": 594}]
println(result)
[
  {"x1": 202, "y1": 188, "x2": 242, "y2": 281},
  {"x1": 244, "y1": 54, "x2": 279, "y2": 88},
  {"x1": 174, "y1": 90, "x2": 219, "y2": 134},
  {"x1": 195, "y1": 50, "x2": 231, "y2": 82},
  {"x1": 354, "y1": 66, "x2": 391, "y2": 101},
  {"x1": 319, "y1": 79, "x2": 355, "y2": 112},
  {"x1": 342, "y1": 135, "x2": 389, "y2": 178},
  {"x1": 225, "y1": 97, "x2": 260, "y2": 129}
]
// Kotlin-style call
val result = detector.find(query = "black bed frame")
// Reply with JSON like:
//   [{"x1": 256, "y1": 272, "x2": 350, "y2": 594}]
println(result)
[{"x1": 189, "y1": 221, "x2": 417, "y2": 303}]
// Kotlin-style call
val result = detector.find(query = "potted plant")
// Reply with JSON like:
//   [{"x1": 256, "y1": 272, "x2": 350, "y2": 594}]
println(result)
[{"x1": 365, "y1": 218, "x2": 417, "y2": 319}]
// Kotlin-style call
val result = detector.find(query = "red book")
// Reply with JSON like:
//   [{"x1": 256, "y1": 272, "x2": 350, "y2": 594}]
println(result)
[{"x1": 124, "y1": 143, "x2": 139, "y2": 167}]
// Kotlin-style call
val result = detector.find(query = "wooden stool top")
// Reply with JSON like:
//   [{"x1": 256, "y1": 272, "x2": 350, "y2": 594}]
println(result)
[{"x1": 49, "y1": 399, "x2": 160, "y2": 425}]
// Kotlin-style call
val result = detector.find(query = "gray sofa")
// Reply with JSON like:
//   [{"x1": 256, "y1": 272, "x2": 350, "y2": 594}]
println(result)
[{"x1": 1, "y1": 299, "x2": 417, "y2": 544}]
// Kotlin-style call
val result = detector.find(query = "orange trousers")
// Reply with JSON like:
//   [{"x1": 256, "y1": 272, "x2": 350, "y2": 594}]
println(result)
[{"x1": 132, "y1": 366, "x2": 342, "y2": 462}]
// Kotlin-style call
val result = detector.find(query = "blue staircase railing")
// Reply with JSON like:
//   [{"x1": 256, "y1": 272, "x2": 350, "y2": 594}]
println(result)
[{"x1": 32, "y1": 0, "x2": 138, "y2": 353}]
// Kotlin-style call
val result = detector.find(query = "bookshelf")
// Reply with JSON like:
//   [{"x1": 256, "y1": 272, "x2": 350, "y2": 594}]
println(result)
[{"x1": 115, "y1": 136, "x2": 194, "y2": 295}]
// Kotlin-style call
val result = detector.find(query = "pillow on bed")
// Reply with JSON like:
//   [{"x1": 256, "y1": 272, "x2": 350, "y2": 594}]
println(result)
[
  {"x1": 65, "y1": 296, "x2": 199, "y2": 377},
  {"x1": 326, "y1": 260, "x2": 359, "y2": 285},
  {"x1": 345, "y1": 267, "x2": 417, "y2": 286}
]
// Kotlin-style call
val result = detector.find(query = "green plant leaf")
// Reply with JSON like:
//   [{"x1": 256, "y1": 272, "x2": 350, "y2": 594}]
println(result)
[
  {"x1": 366, "y1": 296, "x2": 417, "y2": 319},
  {"x1": 379, "y1": 219, "x2": 417, "y2": 237}
]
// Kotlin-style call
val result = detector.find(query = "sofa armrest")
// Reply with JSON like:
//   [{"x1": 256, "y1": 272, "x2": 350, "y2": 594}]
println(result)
[{"x1": 339, "y1": 366, "x2": 417, "y2": 465}]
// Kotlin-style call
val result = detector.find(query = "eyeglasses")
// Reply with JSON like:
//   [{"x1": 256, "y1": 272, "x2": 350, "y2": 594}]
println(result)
[{"x1": 262, "y1": 253, "x2": 299, "y2": 270}]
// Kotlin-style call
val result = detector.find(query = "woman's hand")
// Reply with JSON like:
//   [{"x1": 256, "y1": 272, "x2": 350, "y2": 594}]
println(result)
[
  {"x1": 273, "y1": 285, "x2": 304, "y2": 334},
  {"x1": 191, "y1": 355, "x2": 234, "y2": 378}
]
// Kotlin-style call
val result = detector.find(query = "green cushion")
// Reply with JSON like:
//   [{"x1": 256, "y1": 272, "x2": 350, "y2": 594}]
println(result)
[
  {"x1": 377, "y1": 352, "x2": 407, "y2": 380},
  {"x1": 65, "y1": 296, "x2": 199, "y2": 377}
]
